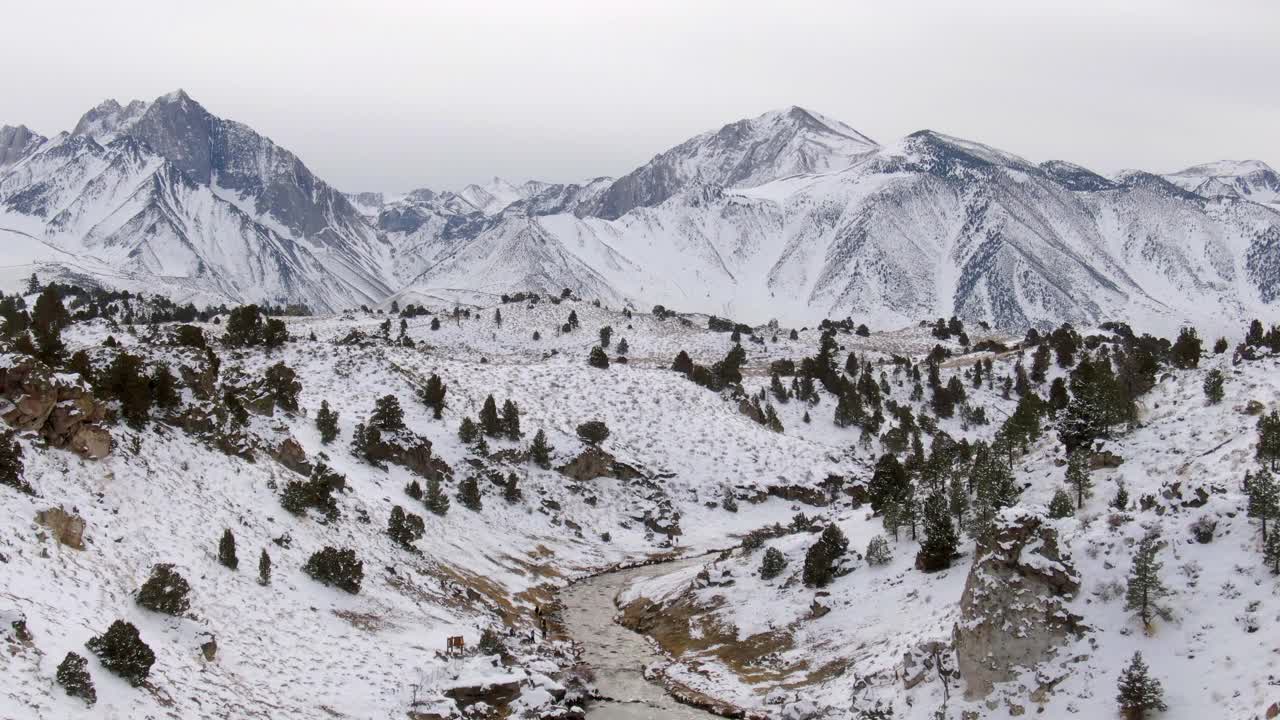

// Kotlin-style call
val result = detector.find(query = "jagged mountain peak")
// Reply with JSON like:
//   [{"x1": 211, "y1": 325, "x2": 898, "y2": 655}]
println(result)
[
  {"x1": 0, "y1": 124, "x2": 46, "y2": 169},
  {"x1": 1038, "y1": 160, "x2": 1116, "y2": 191}
]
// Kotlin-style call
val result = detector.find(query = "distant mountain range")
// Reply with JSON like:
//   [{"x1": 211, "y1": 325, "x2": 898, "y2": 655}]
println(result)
[{"x1": 3, "y1": 90, "x2": 1279, "y2": 330}]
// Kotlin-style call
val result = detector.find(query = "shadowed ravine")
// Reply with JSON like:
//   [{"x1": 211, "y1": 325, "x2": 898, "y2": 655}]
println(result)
[{"x1": 559, "y1": 558, "x2": 720, "y2": 719}]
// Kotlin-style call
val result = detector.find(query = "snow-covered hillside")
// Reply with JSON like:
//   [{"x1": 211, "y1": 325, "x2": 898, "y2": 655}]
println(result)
[{"x1": 2, "y1": 279, "x2": 1279, "y2": 719}]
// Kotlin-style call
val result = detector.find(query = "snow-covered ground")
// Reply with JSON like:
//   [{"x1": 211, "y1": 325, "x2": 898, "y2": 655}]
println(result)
[{"x1": 1, "y1": 293, "x2": 1277, "y2": 719}]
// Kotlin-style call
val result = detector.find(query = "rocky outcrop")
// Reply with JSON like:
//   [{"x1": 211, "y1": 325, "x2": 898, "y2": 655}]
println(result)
[
  {"x1": 35, "y1": 507, "x2": 86, "y2": 549},
  {"x1": 0, "y1": 357, "x2": 112, "y2": 459},
  {"x1": 558, "y1": 446, "x2": 642, "y2": 482},
  {"x1": 273, "y1": 437, "x2": 312, "y2": 476},
  {"x1": 953, "y1": 508, "x2": 1085, "y2": 700}
]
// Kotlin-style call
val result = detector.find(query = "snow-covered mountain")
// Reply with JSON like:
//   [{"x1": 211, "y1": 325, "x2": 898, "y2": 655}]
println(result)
[
  {"x1": 1165, "y1": 159, "x2": 1280, "y2": 207},
  {"x1": 0, "y1": 91, "x2": 392, "y2": 312},
  {"x1": 4, "y1": 92, "x2": 1280, "y2": 329}
]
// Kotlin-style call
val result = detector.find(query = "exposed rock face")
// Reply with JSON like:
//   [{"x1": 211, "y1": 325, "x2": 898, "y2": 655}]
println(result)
[
  {"x1": 273, "y1": 437, "x2": 311, "y2": 476},
  {"x1": 558, "y1": 446, "x2": 641, "y2": 482},
  {"x1": 953, "y1": 509, "x2": 1085, "y2": 699},
  {"x1": 0, "y1": 358, "x2": 112, "y2": 459},
  {"x1": 35, "y1": 508, "x2": 86, "y2": 550}
]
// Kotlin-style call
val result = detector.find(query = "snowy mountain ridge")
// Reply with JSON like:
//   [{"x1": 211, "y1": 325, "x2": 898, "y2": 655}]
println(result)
[{"x1": 4, "y1": 91, "x2": 1280, "y2": 330}]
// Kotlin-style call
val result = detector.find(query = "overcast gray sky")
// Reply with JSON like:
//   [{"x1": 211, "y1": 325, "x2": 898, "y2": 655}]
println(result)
[{"x1": 4, "y1": 0, "x2": 1279, "y2": 193}]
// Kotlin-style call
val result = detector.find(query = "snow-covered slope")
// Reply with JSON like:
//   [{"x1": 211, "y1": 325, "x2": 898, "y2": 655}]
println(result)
[{"x1": 1166, "y1": 159, "x2": 1280, "y2": 207}]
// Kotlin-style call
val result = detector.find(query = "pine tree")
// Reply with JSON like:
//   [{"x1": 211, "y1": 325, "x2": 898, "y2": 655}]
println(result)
[
  {"x1": 529, "y1": 429, "x2": 552, "y2": 468},
  {"x1": 303, "y1": 547, "x2": 363, "y2": 594},
  {"x1": 503, "y1": 472, "x2": 522, "y2": 503},
  {"x1": 917, "y1": 489, "x2": 958, "y2": 571},
  {"x1": 867, "y1": 453, "x2": 909, "y2": 512},
  {"x1": 765, "y1": 404, "x2": 783, "y2": 432},
  {"x1": 419, "y1": 373, "x2": 447, "y2": 418},
  {"x1": 56, "y1": 651, "x2": 96, "y2": 705},
  {"x1": 150, "y1": 364, "x2": 179, "y2": 410},
  {"x1": 1125, "y1": 532, "x2": 1169, "y2": 629},
  {"x1": 567, "y1": 309, "x2": 579, "y2": 329},
  {"x1": 576, "y1": 420, "x2": 610, "y2": 446},
  {"x1": 760, "y1": 547, "x2": 787, "y2": 579},
  {"x1": 479, "y1": 395, "x2": 501, "y2": 436},
  {"x1": 371, "y1": 394, "x2": 405, "y2": 432},
  {"x1": 218, "y1": 529, "x2": 238, "y2": 570},
  {"x1": 1112, "y1": 480, "x2": 1130, "y2": 511},
  {"x1": 588, "y1": 345, "x2": 610, "y2": 369},
  {"x1": 31, "y1": 286, "x2": 69, "y2": 366},
  {"x1": 1048, "y1": 488, "x2": 1075, "y2": 518},
  {"x1": 802, "y1": 524, "x2": 849, "y2": 587},
  {"x1": 459, "y1": 416, "x2": 479, "y2": 443},
  {"x1": 1264, "y1": 529, "x2": 1280, "y2": 574},
  {"x1": 1246, "y1": 468, "x2": 1279, "y2": 542},
  {"x1": 1202, "y1": 369, "x2": 1225, "y2": 404},
  {"x1": 493, "y1": 308, "x2": 502, "y2": 326},
  {"x1": 0, "y1": 429, "x2": 30, "y2": 494},
  {"x1": 866, "y1": 534, "x2": 893, "y2": 566},
  {"x1": 672, "y1": 350, "x2": 693, "y2": 375},
  {"x1": 1066, "y1": 448, "x2": 1092, "y2": 508},
  {"x1": 616, "y1": 337, "x2": 629, "y2": 355},
  {"x1": 501, "y1": 399, "x2": 521, "y2": 439},
  {"x1": 85, "y1": 620, "x2": 155, "y2": 687},
  {"x1": 258, "y1": 548, "x2": 271, "y2": 585},
  {"x1": 264, "y1": 362, "x2": 301, "y2": 412},
  {"x1": 770, "y1": 373, "x2": 789, "y2": 403},
  {"x1": 458, "y1": 474, "x2": 482, "y2": 511},
  {"x1": 1116, "y1": 651, "x2": 1167, "y2": 719},
  {"x1": 1170, "y1": 327, "x2": 1202, "y2": 369},
  {"x1": 315, "y1": 400, "x2": 339, "y2": 444},
  {"x1": 388, "y1": 505, "x2": 426, "y2": 549},
  {"x1": 947, "y1": 474, "x2": 969, "y2": 532},
  {"x1": 430, "y1": 317, "x2": 441, "y2": 331},
  {"x1": 425, "y1": 475, "x2": 451, "y2": 515},
  {"x1": 599, "y1": 325, "x2": 612, "y2": 348},
  {"x1": 1257, "y1": 410, "x2": 1280, "y2": 470},
  {"x1": 136, "y1": 564, "x2": 191, "y2": 616}
]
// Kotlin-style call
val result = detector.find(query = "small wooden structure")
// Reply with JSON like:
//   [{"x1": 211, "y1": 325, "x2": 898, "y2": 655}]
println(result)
[{"x1": 446, "y1": 635, "x2": 465, "y2": 655}]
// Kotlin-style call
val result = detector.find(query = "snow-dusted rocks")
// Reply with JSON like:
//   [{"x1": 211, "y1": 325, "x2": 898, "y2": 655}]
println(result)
[
  {"x1": 0, "y1": 356, "x2": 112, "y2": 459},
  {"x1": 953, "y1": 507, "x2": 1085, "y2": 701}
]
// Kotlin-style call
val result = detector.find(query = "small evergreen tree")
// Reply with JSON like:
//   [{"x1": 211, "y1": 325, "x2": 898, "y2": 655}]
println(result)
[
  {"x1": 479, "y1": 395, "x2": 502, "y2": 436},
  {"x1": 529, "y1": 429, "x2": 552, "y2": 468},
  {"x1": 617, "y1": 337, "x2": 629, "y2": 355},
  {"x1": 599, "y1": 325, "x2": 612, "y2": 348},
  {"x1": 493, "y1": 308, "x2": 502, "y2": 326},
  {"x1": 458, "y1": 474, "x2": 482, "y2": 511},
  {"x1": 1125, "y1": 532, "x2": 1169, "y2": 629},
  {"x1": 1202, "y1": 369, "x2": 1225, "y2": 404},
  {"x1": 1112, "y1": 480, "x2": 1130, "y2": 511},
  {"x1": 501, "y1": 399, "x2": 521, "y2": 439},
  {"x1": 588, "y1": 345, "x2": 610, "y2": 369},
  {"x1": 479, "y1": 628, "x2": 503, "y2": 655},
  {"x1": 218, "y1": 529, "x2": 238, "y2": 570},
  {"x1": 258, "y1": 548, "x2": 271, "y2": 585},
  {"x1": 1246, "y1": 468, "x2": 1279, "y2": 541},
  {"x1": 1066, "y1": 448, "x2": 1092, "y2": 508},
  {"x1": 1170, "y1": 327, "x2": 1202, "y2": 369},
  {"x1": 425, "y1": 475, "x2": 451, "y2": 516},
  {"x1": 371, "y1": 394, "x2": 405, "y2": 432},
  {"x1": 303, "y1": 547, "x2": 363, "y2": 594},
  {"x1": 1048, "y1": 488, "x2": 1075, "y2": 518},
  {"x1": 1264, "y1": 529, "x2": 1280, "y2": 574},
  {"x1": 315, "y1": 400, "x2": 339, "y2": 444},
  {"x1": 150, "y1": 364, "x2": 180, "y2": 410},
  {"x1": 866, "y1": 534, "x2": 893, "y2": 566},
  {"x1": 419, "y1": 373, "x2": 447, "y2": 419},
  {"x1": 136, "y1": 564, "x2": 191, "y2": 615},
  {"x1": 260, "y1": 362, "x2": 299, "y2": 413},
  {"x1": 1116, "y1": 651, "x2": 1167, "y2": 719},
  {"x1": 1257, "y1": 410, "x2": 1280, "y2": 470},
  {"x1": 802, "y1": 524, "x2": 849, "y2": 587},
  {"x1": 503, "y1": 472, "x2": 522, "y2": 503},
  {"x1": 0, "y1": 429, "x2": 30, "y2": 494},
  {"x1": 917, "y1": 489, "x2": 958, "y2": 571},
  {"x1": 760, "y1": 547, "x2": 787, "y2": 579},
  {"x1": 458, "y1": 416, "x2": 479, "y2": 443},
  {"x1": 947, "y1": 474, "x2": 969, "y2": 533},
  {"x1": 388, "y1": 505, "x2": 426, "y2": 549},
  {"x1": 31, "y1": 286, "x2": 69, "y2": 366},
  {"x1": 56, "y1": 651, "x2": 96, "y2": 705},
  {"x1": 430, "y1": 317, "x2": 441, "y2": 331},
  {"x1": 576, "y1": 420, "x2": 610, "y2": 446},
  {"x1": 85, "y1": 620, "x2": 155, "y2": 687}
]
